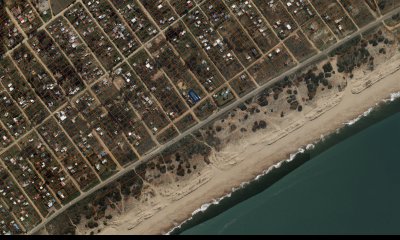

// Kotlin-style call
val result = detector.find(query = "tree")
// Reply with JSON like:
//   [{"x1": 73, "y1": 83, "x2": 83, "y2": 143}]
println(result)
[
  {"x1": 252, "y1": 121, "x2": 259, "y2": 132},
  {"x1": 259, "y1": 120, "x2": 267, "y2": 129},
  {"x1": 297, "y1": 105, "x2": 303, "y2": 112},
  {"x1": 322, "y1": 62, "x2": 333, "y2": 73},
  {"x1": 321, "y1": 78, "x2": 329, "y2": 87},
  {"x1": 87, "y1": 220, "x2": 98, "y2": 229}
]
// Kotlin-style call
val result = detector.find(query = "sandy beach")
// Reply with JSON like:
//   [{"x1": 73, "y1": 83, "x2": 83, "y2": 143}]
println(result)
[
  {"x1": 95, "y1": 41, "x2": 400, "y2": 235},
  {"x1": 35, "y1": 22, "x2": 400, "y2": 236},
  {"x1": 3, "y1": 0, "x2": 400, "y2": 236}
]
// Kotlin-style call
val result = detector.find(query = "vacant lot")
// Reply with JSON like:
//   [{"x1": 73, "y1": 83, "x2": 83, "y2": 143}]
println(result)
[
  {"x1": 284, "y1": 30, "x2": 318, "y2": 62},
  {"x1": 340, "y1": 0, "x2": 377, "y2": 28},
  {"x1": 51, "y1": 0, "x2": 75, "y2": 15}
]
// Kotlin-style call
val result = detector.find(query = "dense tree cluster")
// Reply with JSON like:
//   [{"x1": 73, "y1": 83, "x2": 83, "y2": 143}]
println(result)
[
  {"x1": 251, "y1": 120, "x2": 267, "y2": 132},
  {"x1": 336, "y1": 43, "x2": 370, "y2": 74},
  {"x1": 46, "y1": 170, "x2": 144, "y2": 235}
]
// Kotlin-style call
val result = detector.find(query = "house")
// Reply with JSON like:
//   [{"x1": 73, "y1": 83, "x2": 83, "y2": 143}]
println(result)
[{"x1": 188, "y1": 89, "x2": 201, "y2": 103}]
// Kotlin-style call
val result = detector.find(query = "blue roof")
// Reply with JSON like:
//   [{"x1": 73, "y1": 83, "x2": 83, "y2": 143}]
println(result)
[
  {"x1": 13, "y1": 224, "x2": 20, "y2": 230},
  {"x1": 188, "y1": 89, "x2": 201, "y2": 103}
]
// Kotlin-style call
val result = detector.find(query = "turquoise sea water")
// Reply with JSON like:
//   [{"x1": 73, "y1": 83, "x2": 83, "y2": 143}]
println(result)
[{"x1": 173, "y1": 97, "x2": 400, "y2": 235}]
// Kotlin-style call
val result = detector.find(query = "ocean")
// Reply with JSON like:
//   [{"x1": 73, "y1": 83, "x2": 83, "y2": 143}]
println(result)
[{"x1": 170, "y1": 93, "x2": 400, "y2": 235}]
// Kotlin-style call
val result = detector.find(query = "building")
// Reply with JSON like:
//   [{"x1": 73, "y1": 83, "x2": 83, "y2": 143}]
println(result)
[{"x1": 188, "y1": 89, "x2": 201, "y2": 104}]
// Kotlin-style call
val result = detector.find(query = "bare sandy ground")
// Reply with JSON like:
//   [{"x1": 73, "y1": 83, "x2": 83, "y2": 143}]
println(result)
[{"x1": 98, "y1": 51, "x2": 400, "y2": 236}]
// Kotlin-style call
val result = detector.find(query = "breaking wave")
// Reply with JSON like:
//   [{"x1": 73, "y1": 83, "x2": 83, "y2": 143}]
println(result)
[
  {"x1": 166, "y1": 91, "x2": 400, "y2": 235},
  {"x1": 344, "y1": 107, "x2": 374, "y2": 126},
  {"x1": 166, "y1": 146, "x2": 307, "y2": 235}
]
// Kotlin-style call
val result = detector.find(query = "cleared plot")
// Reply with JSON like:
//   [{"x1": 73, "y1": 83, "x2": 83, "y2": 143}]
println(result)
[
  {"x1": 166, "y1": 21, "x2": 225, "y2": 93},
  {"x1": 129, "y1": 49, "x2": 188, "y2": 120},
  {"x1": 170, "y1": 0, "x2": 196, "y2": 16},
  {"x1": 0, "y1": 166, "x2": 42, "y2": 231},
  {"x1": 0, "y1": 56, "x2": 49, "y2": 125},
  {"x1": 183, "y1": 7, "x2": 244, "y2": 80},
  {"x1": 301, "y1": 16, "x2": 337, "y2": 51},
  {"x1": 91, "y1": 78, "x2": 157, "y2": 156},
  {"x1": 284, "y1": 30, "x2": 317, "y2": 62},
  {"x1": 175, "y1": 112, "x2": 198, "y2": 133},
  {"x1": 229, "y1": 72, "x2": 257, "y2": 97},
  {"x1": 112, "y1": 63, "x2": 171, "y2": 134},
  {"x1": 253, "y1": 0, "x2": 297, "y2": 40},
  {"x1": 226, "y1": 0, "x2": 280, "y2": 53},
  {"x1": 73, "y1": 91, "x2": 140, "y2": 165},
  {"x1": 376, "y1": 0, "x2": 400, "y2": 15},
  {"x1": 38, "y1": 118, "x2": 100, "y2": 191},
  {"x1": 281, "y1": 0, "x2": 316, "y2": 27},
  {"x1": 46, "y1": 16, "x2": 104, "y2": 84},
  {"x1": 0, "y1": 12, "x2": 24, "y2": 51},
  {"x1": 30, "y1": 0, "x2": 52, "y2": 22},
  {"x1": 18, "y1": 132, "x2": 80, "y2": 205},
  {"x1": 364, "y1": 0, "x2": 380, "y2": 16},
  {"x1": 281, "y1": 0, "x2": 336, "y2": 51},
  {"x1": 9, "y1": 2, "x2": 42, "y2": 36},
  {"x1": 249, "y1": 45, "x2": 296, "y2": 85},
  {"x1": 193, "y1": 97, "x2": 217, "y2": 120},
  {"x1": 65, "y1": 3, "x2": 122, "y2": 70},
  {"x1": 51, "y1": 0, "x2": 75, "y2": 15},
  {"x1": 147, "y1": 35, "x2": 206, "y2": 107},
  {"x1": 28, "y1": 30, "x2": 85, "y2": 97},
  {"x1": 82, "y1": 0, "x2": 140, "y2": 57},
  {"x1": 0, "y1": 90, "x2": 30, "y2": 139},
  {"x1": 340, "y1": 0, "x2": 376, "y2": 28},
  {"x1": 110, "y1": 0, "x2": 158, "y2": 42},
  {"x1": 12, "y1": 44, "x2": 66, "y2": 111},
  {"x1": 55, "y1": 104, "x2": 118, "y2": 180},
  {"x1": 156, "y1": 125, "x2": 179, "y2": 145},
  {"x1": 1, "y1": 146, "x2": 61, "y2": 217},
  {"x1": 310, "y1": 0, "x2": 357, "y2": 39},
  {"x1": 201, "y1": 1, "x2": 261, "y2": 66},
  {"x1": 139, "y1": 0, "x2": 178, "y2": 29}
]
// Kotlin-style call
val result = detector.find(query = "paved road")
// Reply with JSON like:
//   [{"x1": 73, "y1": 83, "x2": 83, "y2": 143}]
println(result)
[{"x1": 28, "y1": 7, "x2": 400, "y2": 235}]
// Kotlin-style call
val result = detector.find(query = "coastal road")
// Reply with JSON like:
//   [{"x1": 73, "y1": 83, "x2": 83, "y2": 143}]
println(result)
[{"x1": 28, "y1": 6, "x2": 400, "y2": 235}]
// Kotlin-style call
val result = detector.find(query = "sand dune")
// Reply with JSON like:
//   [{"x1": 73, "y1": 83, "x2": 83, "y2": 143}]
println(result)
[{"x1": 97, "y1": 53, "x2": 400, "y2": 234}]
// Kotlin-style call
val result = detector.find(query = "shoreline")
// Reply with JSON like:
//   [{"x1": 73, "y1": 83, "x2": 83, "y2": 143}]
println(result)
[
  {"x1": 168, "y1": 90, "x2": 400, "y2": 235},
  {"x1": 166, "y1": 145, "x2": 307, "y2": 235},
  {"x1": 99, "y1": 64, "x2": 400, "y2": 235}
]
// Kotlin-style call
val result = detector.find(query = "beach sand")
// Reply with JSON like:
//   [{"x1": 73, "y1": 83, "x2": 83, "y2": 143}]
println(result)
[{"x1": 97, "y1": 48, "x2": 400, "y2": 235}]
